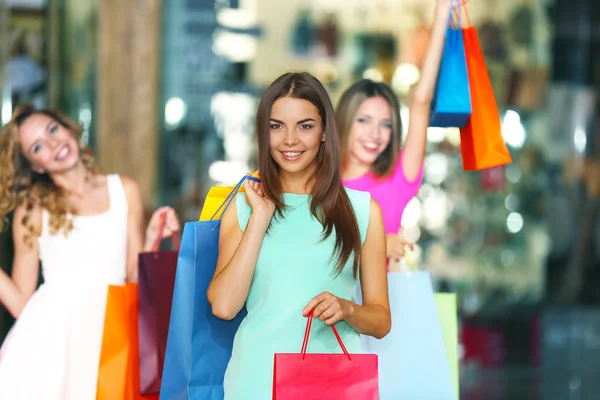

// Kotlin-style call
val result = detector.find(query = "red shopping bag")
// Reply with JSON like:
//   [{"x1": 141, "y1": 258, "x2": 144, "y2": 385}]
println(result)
[
  {"x1": 459, "y1": 5, "x2": 512, "y2": 171},
  {"x1": 273, "y1": 312, "x2": 379, "y2": 399},
  {"x1": 138, "y1": 212, "x2": 180, "y2": 394}
]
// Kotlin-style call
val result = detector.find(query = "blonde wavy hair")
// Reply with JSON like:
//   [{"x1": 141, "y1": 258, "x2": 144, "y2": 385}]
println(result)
[{"x1": 0, "y1": 104, "x2": 98, "y2": 244}]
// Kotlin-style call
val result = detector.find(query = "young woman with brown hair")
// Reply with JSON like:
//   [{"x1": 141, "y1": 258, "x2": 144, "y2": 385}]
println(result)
[{"x1": 208, "y1": 72, "x2": 391, "y2": 399}]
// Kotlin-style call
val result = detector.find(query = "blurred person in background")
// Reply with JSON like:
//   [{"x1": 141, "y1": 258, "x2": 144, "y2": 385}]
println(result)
[
  {"x1": 0, "y1": 104, "x2": 179, "y2": 399},
  {"x1": 337, "y1": 0, "x2": 451, "y2": 265},
  {"x1": 337, "y1": 1, "x2": 451, "y2": 396}
]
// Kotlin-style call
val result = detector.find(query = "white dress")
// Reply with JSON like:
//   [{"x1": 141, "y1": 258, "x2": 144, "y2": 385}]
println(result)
[{"x1": 0, "y1": 174, "x2": 128, "y2": 400}]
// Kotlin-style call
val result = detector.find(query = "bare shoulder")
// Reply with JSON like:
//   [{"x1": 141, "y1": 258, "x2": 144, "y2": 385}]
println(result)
[
  {"x1": 118, "y1": 175, "x2": 142, "y2": 205},
  {"x1": 220, "y1": 197, "x2": 239, "y2": 232},
  {"x1": 119, "y1": 175, "x2": 141, "y2": 195},
  {"x1": 364, "y1": 197, "x2": 385, "y2": 245},
  {"x1": 368, "y1": 197, "x2": 382, "y2": 223}
]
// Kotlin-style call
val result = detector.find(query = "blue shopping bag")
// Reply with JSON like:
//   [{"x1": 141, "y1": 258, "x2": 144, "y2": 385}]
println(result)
[
  {"x1": 160, "y1": 176, "x2": 259, "y2": 400},
  {"x1": 430, "y1": 4, "x2": 472, "y2": 128},
  {"x1": 358, "y1": 267, "x2": 455, "y2": 399}
]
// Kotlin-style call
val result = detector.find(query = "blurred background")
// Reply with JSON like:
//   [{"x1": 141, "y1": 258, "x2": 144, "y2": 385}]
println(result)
[{"x1": 0, "y1": 0, "x2": 599, "y2": 398}]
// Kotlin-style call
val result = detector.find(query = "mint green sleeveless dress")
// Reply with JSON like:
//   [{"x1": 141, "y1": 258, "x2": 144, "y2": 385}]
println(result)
[{"x1": 223, "y1": 188, "x2": 371, "y2": 399}]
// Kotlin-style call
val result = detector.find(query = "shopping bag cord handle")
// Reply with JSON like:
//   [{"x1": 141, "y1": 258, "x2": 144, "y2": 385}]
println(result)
[
  {"x1": 300, "y1": 310, "x2": 352, "y2": 362},
  {"x1": 448, "y1": 0, "x2": 460, "y2": 29},
  {"x1": 448, "y1": 0, "x2": 471, "y2": 29},
  {"x1": 402, "y1": 250, "x2": 420, "y2": 272},
  {"x1": 210, "y1": 175, "x2": 261, "y2": 221},
  {"x1": 151, "y1": 211, "x2": 181, "y2": 252}
]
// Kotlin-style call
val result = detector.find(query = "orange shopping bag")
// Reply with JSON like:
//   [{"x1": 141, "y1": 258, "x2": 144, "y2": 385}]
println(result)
[
  {"x1": 459, "y1": 5, "x2": 512, "y2": 171},
  {"x1": 96, "y1": 283, "x2": 158, "y2": 400}
]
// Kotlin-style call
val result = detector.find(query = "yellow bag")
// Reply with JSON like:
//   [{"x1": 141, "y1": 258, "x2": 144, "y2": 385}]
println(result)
[
  {"x1": 199, "y1": 186, "x2": 242, "y2": 221},
  {"x1": 199, "y1": 173, "x2": 260, "y2": 221}
]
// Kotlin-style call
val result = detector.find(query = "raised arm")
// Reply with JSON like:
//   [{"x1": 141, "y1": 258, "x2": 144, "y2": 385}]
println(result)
[
  {"x1": 208, "y1": 180, "x2": 275, "y2": 320},
  {"x1": 0, "y1": 205, "x2": 41, "y2": 317},
  {"x1": 402, "y1": 0, "x2": 452, "y2": 181}
]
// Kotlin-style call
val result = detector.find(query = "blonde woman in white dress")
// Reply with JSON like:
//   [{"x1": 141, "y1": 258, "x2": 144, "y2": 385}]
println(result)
[{"x1": 0, "y1": 104, "x2": 180, "y2": 399}]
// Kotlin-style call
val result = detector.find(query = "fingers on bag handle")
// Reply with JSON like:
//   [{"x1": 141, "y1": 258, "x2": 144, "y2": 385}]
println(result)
[
  {"x1": 152, "y1": 211, "x2": 181, "y2": 253},
  {"x1": 210, "y1": 174, "x2": 261, "y2": 221},
  {"x1": 301, "y1": 310, "x2": 352, "y2": 363}
]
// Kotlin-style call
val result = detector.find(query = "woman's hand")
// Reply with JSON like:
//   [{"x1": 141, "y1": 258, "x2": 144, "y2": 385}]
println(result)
[
  {"x1": 303, "y1": 292, "x2": 355, "y2": 326},
  {"x1": 386, "y1": 233, "x2": 414, "y2": 262},
  {"x1": 244, "y1": 177, "x2": 275, "y2": 229},
  {"x1": 144, "y1": 206, "x2": 180, "y2": 250}
]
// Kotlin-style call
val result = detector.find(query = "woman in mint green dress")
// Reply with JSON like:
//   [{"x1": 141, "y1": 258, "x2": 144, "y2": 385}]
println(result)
[{"x1": 208, "y1": 72, "x2": 391, "y2": 399}]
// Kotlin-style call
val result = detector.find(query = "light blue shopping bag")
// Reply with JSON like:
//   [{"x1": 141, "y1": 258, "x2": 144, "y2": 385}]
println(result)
[{"x1": 358, "y1": 265, "x2": 455, "y2": 399}]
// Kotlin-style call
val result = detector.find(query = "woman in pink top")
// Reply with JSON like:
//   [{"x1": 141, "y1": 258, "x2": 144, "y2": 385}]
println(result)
[{"x1": 338, "y1": 0, "x2": 450, "y2": 264}]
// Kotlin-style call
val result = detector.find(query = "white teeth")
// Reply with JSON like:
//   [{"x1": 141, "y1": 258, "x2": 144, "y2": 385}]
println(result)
[
  {"x1": 363, "y1": 143, "x2": 378, "y2": 149},
  {"x1": 283, "y1": 152, "x2": 302, "y2": 157},
  {"x1": 56, "y1": 146, "x2": 69, "y2": 161}
]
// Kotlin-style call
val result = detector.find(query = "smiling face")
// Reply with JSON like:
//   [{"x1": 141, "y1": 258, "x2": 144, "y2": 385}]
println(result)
[
  {"x1": 346, "y1": 96, "x2": 393, "y2": 167},
  {"x1": 268, "y1": 96, "x2": 325, "y2": 179},
  {"x1": 17, "y1": 113, "x2": 81, "y2": 174}
]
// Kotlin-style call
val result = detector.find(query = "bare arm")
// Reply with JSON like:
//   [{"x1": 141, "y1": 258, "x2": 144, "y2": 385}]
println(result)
[
  {"x1": 308, "y1": 199, "x2": 391, "y2": 339},
  {"x1": 122, "y1": 176, "x2": 145, "y2": 283},
  {"x1": 122, "y1": 176, "x2": 180, "y2": 283},
  {"x1": 0, "y1": 205, "x2": 41, "y2": 317},
  {"x1": 207, "y1": 180, "x2": 274, "y2": 320},
  {"x1": 402, "y1": 0, "x2": 452, "y2": 181}
]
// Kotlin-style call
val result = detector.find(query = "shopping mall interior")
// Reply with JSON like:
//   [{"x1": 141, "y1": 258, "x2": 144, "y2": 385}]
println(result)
[{"x1": 0, "y1": 0, "x2": 599, "y2": 398}]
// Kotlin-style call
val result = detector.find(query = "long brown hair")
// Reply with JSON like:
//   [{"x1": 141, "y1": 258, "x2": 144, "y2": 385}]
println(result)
[
  {"x1": 0, "y1": 104, "x2": 98, "y2": 243},
  {"x1": 256, "y1": 72, "x2": 362, "y2": 277},
  {"x1": 336, "y1": 79, "x2": 402, "y2": 177}
]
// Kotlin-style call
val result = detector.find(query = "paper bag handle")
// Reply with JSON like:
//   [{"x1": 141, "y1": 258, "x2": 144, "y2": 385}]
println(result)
[{"x1": 300, "y1": 310, "x2": 352, "y2": 363}]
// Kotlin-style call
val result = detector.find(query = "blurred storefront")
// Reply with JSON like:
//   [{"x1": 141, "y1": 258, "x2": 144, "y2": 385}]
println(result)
[
  {"x1": 158, "y1": 0, "x2": 558, "y2": 305},
  {"x1": 0, "y1": 0, "x2": 50, "y2": 346}
]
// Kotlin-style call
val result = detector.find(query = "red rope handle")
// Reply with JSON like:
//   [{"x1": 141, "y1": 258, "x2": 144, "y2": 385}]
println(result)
[
  {"x1": 151, "y1": 211, "x2": 180, "y2": 253},
  {"x1": 300, "y1": 311, "x2": 353, "y2": 363}
]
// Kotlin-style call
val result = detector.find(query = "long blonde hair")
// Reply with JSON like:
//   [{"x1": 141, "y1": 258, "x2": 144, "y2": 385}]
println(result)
[{"x1": 0, "y1": 104, "x2": 98, "y2": 244}]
